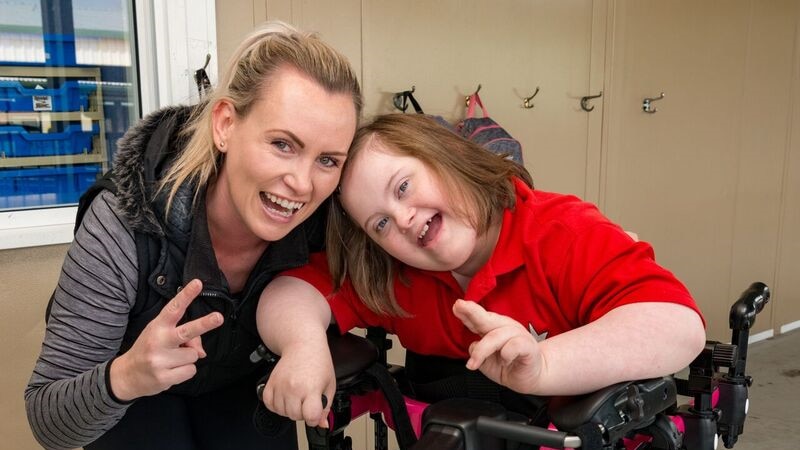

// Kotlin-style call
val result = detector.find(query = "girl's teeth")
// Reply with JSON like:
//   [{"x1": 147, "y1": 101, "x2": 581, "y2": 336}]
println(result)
[
  {"x1": 418, "y1": 222, "x2": 430, "y2": 239},
  {"x1": 419, "y1": 217, "x2": 436, "y2": 240}
]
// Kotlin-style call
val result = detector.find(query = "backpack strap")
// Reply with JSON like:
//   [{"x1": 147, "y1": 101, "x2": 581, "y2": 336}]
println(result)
[
  {"x1": 466, "y1": 92, "x2": 488, "y2": 118},
  {"x1": 393, "y1": 88, "x2": 425, "y2": 114},
  {"x1": 405, "y1": 90, "x2": 424, "y2": 114}
]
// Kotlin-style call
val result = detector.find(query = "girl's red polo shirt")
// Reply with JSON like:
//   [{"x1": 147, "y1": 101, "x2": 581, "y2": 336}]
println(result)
[{"x1": 284, "y1": 178, "x2": 702, "y2": 359}]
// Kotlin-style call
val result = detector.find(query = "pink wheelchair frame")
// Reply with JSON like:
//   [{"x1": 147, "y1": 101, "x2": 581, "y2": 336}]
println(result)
[{"x1": 254, "y1": 282, "x2": 768, "y2": 450}]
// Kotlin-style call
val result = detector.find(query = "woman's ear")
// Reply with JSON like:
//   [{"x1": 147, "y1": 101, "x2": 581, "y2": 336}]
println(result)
[{"x1": 211, "y1": 100, "x2": 235, "y2": 153}]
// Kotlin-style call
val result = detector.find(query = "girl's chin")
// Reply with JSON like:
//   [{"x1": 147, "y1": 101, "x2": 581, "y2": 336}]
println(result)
[{"x1": 405, "y1": 257, "x2": 461, "y2": 273}]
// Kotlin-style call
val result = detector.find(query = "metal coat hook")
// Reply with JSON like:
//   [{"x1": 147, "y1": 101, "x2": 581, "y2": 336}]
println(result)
[
  {"x1": 392, "y1": 86, "x2": 416, "y2": 112},
  {"x1": 580, "y1": 91, "x2": 603, "y2": 112},
  {"x1": 642, "y1": 92, "x2": 665, "y2": 113},
  {"x1": 522, "y1": 87, "x2": 540, "y2": 109},
  {"x1": 194, "y1": 53, "x2": 212, "y2": 98},
  {"x1": 465, "y1": 84, "x2": 482, "y2": 107}
]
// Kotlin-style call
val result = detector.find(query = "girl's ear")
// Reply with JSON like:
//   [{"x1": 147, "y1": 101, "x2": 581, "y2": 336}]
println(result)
[{"x1": 211, "y1": 100, "x2": 236, "y2": 153}]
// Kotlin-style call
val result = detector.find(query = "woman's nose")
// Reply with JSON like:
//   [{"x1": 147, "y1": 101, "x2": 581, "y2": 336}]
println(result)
[{"x1": 284, "y1": 159, "x2": 314, "y2": 195}]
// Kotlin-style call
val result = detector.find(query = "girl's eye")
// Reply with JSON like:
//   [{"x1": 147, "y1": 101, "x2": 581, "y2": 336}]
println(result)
[
  {"x1": 398, "y1": 180, "x2": 409, "y2": 197},
  {"x1": 319, "y1": 156, "x2": 340, "y2": 168},
  {"x1": 375, "y1": 217, "x2": 389, "y2": 233}
]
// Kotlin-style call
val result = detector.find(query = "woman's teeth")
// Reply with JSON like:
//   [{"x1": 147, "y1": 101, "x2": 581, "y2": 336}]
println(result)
[
  {"x1": 267, "y1": 194, "x2": 305, "y2": 209},
  {"x1": 266, "y1": 193, "x2": 304, "y2": 210},
  {"x1": 262, "y1": 192, "x2": 305, "y2": 217}
]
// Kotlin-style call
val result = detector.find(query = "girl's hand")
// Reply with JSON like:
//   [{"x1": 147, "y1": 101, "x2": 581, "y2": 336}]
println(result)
[
  {"x1": 453, "y1": 299, "x2": 544, "y2": 394},
  {"x1": 260, "y1": 337, "x2": 336, "y2": 429},
  {"x1": 109, "y1": 279, "x2": 224, "y2": 401}
]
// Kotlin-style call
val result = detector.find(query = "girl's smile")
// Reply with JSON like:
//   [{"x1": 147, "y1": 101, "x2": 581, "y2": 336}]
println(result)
[
  {"x1": 418, "y1": 214, "x2": 442, "y2": 247},
  {"x1": 340, "y1": 139, "x2": 497, "y2": 276}
]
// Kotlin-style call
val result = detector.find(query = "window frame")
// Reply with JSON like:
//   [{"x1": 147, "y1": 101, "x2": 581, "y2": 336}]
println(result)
[{"x1": 0, "y1": 0, "x2": 216, "y2": 250}]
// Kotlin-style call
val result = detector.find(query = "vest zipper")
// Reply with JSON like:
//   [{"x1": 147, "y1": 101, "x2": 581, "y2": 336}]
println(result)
[{"x1": 199, "y1": 290, "x2": 238, "y2": 359}]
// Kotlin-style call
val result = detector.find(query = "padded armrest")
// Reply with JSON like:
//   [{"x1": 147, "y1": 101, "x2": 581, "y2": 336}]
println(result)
[
  {"x1": 327, "y1": 329, "x2": 379, "y2": 386},
  {"x1": 548, "y1": 377, "x2": 677, "y2": 434}
]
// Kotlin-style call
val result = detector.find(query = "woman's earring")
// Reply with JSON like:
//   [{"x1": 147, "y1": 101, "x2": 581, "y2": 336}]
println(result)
[{"x1": 219, "y1": 140, "x2": 225, "y2": 149}]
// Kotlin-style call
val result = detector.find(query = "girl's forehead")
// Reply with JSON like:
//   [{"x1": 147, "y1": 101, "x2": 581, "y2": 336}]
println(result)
[
  {"x1": 346, "y1": 139, "x2": 397, "y2": 173},
  {"x1": 341, "y1": 146, "x2": 406, "y2": 197}
]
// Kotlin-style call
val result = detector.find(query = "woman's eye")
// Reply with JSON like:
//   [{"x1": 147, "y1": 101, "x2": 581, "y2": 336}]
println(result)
[
  {"x1": 375, "y1": 217, "x2": 389, "y2": 232},
  {"x1": 319, "y1": 156, "x2": 340, "y2": 168},
  {"x1": 272, "y1": 140, "x2": 290, "y2": 152},
  {"x1": 398, "y1": 180, "x2": 409, "y2": 197}
]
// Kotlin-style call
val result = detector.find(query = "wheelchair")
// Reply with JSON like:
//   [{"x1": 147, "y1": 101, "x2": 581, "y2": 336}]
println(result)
[{"x1": 253, "y1": 282, "x2": 769, "y2": 450}]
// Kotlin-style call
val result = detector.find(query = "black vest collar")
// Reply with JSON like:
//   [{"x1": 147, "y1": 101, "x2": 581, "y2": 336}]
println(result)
[{"x1": 182, "y1": 188, "x2": 314, "y2": 298}]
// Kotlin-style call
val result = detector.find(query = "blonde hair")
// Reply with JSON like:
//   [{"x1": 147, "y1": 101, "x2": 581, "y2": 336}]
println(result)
[
  {"x1": 159, "y1": 21, "x2": 362, "y2": 211},
  {"x1": 327, "y1": 114, "x2": 533, "y2": 316}
]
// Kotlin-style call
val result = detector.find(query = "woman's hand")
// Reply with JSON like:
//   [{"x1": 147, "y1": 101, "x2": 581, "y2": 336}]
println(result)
[
  {"x1": 109, "y1": 279, "x2": 223, "y2": 401},
  {"x1": 453, "y1": 299, "x2": 544, "y2": 394},
  {"x1": 260, "y1": 336, "x2": 336, "y2": 428}
]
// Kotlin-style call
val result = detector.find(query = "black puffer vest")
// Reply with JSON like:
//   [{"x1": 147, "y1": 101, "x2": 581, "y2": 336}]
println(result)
[{"x1": 74, "y1": 105, "x2": 328, "y2": 395}]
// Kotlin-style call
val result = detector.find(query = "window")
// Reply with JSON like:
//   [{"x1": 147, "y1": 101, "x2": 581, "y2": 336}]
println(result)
[
  {"x1": 0, "y1": 0, "x2": 216, "y2": 250},
  {"x1": 0, "y1": 0, "x2": 140, "y2": 212}
]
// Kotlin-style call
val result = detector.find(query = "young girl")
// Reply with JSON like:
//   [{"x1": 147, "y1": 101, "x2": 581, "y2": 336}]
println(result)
[{"x1": 256, "y1": 113, "x2": 706, "y2": 429}]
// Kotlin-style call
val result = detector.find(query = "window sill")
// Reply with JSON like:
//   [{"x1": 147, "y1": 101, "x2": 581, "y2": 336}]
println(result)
[{"x1": 0, "y1": 207, "x2": 76, "y2": 250}]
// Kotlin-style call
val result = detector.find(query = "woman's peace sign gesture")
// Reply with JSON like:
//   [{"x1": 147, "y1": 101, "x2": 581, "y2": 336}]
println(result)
[{"x1": 109, "y1": 279, "x2": 224, "y2": 401}]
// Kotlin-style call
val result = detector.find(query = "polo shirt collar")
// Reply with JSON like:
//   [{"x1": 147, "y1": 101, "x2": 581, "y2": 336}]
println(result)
[{"x1": 464, "y1": 178, "x2": 530, "y2": 300}]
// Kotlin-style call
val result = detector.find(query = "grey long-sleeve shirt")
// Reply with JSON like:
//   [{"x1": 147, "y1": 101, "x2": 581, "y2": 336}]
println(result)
[{"x1": 25, "y1": 191, "x2": 139, "y2": 449}]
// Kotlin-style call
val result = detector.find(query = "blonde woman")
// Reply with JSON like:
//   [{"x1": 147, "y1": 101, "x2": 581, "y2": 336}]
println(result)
[{"x1": 25, "y1": 22, "x2": 361, "y2": 450}]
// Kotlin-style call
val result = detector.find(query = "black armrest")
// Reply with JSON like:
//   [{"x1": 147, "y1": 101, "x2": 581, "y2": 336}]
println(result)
[
  {"x1": 548, "y1": 377, "x2": 677, "y2": 438},
  {"x1": 327, "y1": 329, "x2": 379, "y2": 388}
]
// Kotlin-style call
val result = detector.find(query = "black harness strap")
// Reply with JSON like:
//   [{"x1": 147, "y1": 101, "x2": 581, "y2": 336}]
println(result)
[{"x1": 364, "y1": 363, "x2": 418, "y2": 450}]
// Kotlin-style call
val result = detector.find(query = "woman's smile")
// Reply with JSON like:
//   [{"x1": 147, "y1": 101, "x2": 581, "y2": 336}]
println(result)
[
  {"x1": 210, "y1": 66, "x2": 357, "y2": 242},
  {"x1": 260, "y1": 192, "x2": 305, "y2": 219}
]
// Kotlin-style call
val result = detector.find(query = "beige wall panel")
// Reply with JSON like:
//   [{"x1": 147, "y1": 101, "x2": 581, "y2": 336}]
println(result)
[
  {"x1": 265, "y1": 0, "x2": 291, "y2": 22},
  {"x1": 362, "y1": 0, "x2": 596, "y2": 197},
  {"x1": 775, "y1": 7, "x2": 800, "y2": 332},
  {"x1": 0, "y1": 244, "x2": 69, "y2": 450},
  {"x1": 215, "y1": 0, "x2": 263, "y2": 70},
  {"x1": 584, "y1": 0, "x2": 611, "y2": 204},
  {"x1": 729, "y1": 1, "x2": 799, "y2": 332},
  {"x1": 265, "y1": 0, "x2": 362, "y2": 78},
  {"x1": 217, "y1": 0, "x2": 362, "y2": 96},
  {"x1": 603, "y1": 0, "x2": 758, "y2": 341}
]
